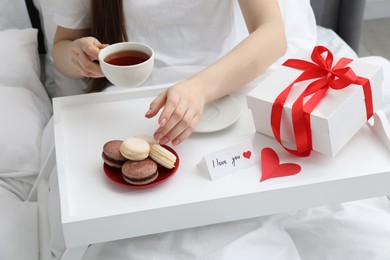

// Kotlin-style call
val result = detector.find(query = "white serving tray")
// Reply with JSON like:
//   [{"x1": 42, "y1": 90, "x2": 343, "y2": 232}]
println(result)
[{"x1": 53, "y1": 84, "x2": 390, "y2": 248}]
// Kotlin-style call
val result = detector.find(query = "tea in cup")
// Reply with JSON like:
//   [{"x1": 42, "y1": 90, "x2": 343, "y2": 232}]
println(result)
[{"x1": 99, "y1": 42, "x2": 154, "y2": 88}]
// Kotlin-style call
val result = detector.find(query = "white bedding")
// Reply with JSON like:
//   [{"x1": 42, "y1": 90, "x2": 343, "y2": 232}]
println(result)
[
  {"x1": 0, "y1": 28, "x2": 52, "y2": 201},
  {"x1": 0, "y1": 2, "x2": 52, "y2": 259},
  {"x1": 316, "y1": 26, "x2": 358, "y2": 59},
  {"x1": 0, "y1": 186, "x2": 38, "y2": 260},
  {"x1": 75, "y1": 197, "x2": 390, "y2": 260},
  {"x1": 0, "y1": 28, "x2": 51, "y2": 260}
]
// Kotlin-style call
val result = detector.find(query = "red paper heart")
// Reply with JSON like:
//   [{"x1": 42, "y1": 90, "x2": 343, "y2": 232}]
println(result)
[
  {"x1": 260, "y1": 147, "x2": 301, "y2": 182},
  {"x1": 243, "y1": 151, "x2": 251, "y2": 159}
]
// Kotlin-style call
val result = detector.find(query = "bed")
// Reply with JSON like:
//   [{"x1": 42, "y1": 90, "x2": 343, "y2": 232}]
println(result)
[{"x1": 1, "y1": 0, "x2": 390, "y2": 259}]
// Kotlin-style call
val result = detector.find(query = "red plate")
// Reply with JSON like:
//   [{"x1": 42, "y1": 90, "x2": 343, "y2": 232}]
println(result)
[{"x1": 103, "y1": 145, "x2": 180, "y2": 188}]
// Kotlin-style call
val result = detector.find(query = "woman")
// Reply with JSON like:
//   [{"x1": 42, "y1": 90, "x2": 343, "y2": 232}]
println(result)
[{"x1": 52, "y1": 0, "x2": 286, "y2": 146}]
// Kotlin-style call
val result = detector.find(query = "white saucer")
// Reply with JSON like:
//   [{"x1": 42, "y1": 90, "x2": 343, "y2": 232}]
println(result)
[{"x1": 194, "y1": 95, "x2": 242, "y2": 133}]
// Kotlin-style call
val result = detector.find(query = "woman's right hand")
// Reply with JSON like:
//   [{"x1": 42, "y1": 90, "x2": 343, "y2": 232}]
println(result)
[{"x1": 69, "y1": 36, "x2": 108, "y2": 78}]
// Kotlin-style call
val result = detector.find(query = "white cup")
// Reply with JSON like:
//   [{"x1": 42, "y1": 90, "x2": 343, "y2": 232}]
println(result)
[{"x1": 99, "y1": 42, "x2": 154, "y2": 88}]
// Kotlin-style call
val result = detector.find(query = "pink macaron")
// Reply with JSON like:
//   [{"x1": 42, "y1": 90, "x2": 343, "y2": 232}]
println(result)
[
  {"x1": 121, "y1": 158, "x2": 159, "y2": 185},
  {"x1": 102, "y1": 140, "x2": 128, "y2": 168}
]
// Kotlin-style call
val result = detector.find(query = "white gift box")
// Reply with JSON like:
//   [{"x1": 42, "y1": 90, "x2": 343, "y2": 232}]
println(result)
[{"x1": 246, "y1": 49, "x2": 384, "y2": 156}]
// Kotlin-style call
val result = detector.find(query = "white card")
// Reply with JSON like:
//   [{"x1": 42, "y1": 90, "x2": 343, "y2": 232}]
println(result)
[{"x1": 202, "y1": 139, "x2": 256, "y2": 180}]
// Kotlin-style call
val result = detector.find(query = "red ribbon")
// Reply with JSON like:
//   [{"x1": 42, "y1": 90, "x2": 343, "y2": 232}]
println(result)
[{"x1": 271, "y1": 45, "x2": 373, "y2": 157}]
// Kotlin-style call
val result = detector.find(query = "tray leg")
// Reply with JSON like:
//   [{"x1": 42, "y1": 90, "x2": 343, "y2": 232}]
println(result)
[{"x1": 60, "y1": 245, "x2": 88, "y2": 260}]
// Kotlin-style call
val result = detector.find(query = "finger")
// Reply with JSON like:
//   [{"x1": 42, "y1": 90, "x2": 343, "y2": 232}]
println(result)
[
  {"x1": 98, "y1": 44, "x2": 109, "y2": 50},
  {"x1": 158, "y1": 106, "x2": 198, "y2": 145},
  {"x1": 145, "y1": 91, "x2": 168, "y2": 118},
  {"x1": 171, "y1": 114, "x2": 201, "y2": 145},
  {"x1": 71, "y1": 58, "x2": 86, "y2": 76},
  {"x1": 74, "y1": 51, "x2": 104, "y2": 77},
  {"x1": 153, "y1": 102, "x2": 183, "y2": 143},
  {"x1": 155, "y1": 97, "x2": 188, "y2": 143},
  {"x1": 163, "y1": 98, "x2": 189, "y2": 129},
  {"x1": 83, "y1": 41, "x2": 103, "y2": 61},
  {"x1": 156, "y1": 93, "x2": 183, "y2": 128},
  {"x1": 71, "y1": 56, "x2": 102, "y2": 78}
]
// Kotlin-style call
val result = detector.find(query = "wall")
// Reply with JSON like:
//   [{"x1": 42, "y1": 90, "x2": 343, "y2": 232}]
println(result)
[{"x1": 364, "y1": 0, "x2": 390, "y2": 19}]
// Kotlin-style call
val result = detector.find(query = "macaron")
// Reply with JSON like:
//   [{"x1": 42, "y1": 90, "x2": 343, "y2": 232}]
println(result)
[
  {"x1": 149, "y1": 144, "x2": 177, "y2": 169},
  {"x1": 102, "y1": 140, "x2": 128, "y2": 168},
  {"x1": 120, "y1": 137, "x2": 150, "y2": 161},
  {"x1": 121, "y1": 158, "x2": 159, "y2": 185}
]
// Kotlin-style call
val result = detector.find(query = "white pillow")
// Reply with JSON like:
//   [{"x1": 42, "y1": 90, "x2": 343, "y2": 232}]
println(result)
[
  {"x1": 316, "y1": 26, "x2": 358, "y2": 59},
  {"x1": 0, "y1": 87, "x2": 51, "y2": 176},
  {"x1": 275, "y1": 0, "x2": 317, "y2": 66},
  {"x1": 0, "y1": 28, "x2": 52, "y2": 185},
  {"x1": 0, "y1": 28, "x2": 52, "y2": 106},
  {"x1": 0, "y1": 0, "x2": 32, "y2": 30}
]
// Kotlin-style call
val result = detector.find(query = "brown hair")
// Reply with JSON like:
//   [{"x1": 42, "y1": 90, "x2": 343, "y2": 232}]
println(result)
[{"x1": 85, "y1": 0, "x2": 128, "y2": 93}]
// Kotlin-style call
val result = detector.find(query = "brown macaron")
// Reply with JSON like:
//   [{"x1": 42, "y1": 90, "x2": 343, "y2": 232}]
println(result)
[
  {"x1": 102, "y1": 140, "x2": 128, "y2": 168},
  {"x1": 121, "y1": 158, "x2": 159, "y2": 185}
]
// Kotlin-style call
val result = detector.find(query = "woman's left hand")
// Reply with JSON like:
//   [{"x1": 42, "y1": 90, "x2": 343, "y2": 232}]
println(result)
[{"x1": 145, "y1": 81, "x2": 206, "y2": 146}]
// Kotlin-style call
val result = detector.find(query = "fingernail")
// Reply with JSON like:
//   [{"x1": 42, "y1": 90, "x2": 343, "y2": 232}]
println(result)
[
  {"x1": 145, "y1": 108, "x2": 151, "y2": 116},
  {"x1": 154, "y1": 133, "x2": 162, "y2": 141},
  {"x1": 160, "y1": 118, "x2": 167, "y2": 127},
  {"x1": 160, "y1": 137, "x2": 168, "y2": 144},
  {"x1": 172, "y1": 139, "x2": 180, "y2": 146}
]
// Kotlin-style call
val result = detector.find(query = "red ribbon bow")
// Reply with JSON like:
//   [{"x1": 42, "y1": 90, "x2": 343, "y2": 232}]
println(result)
[{"x1": 271, "y1": 45, "x2": 373, "y2": 157}]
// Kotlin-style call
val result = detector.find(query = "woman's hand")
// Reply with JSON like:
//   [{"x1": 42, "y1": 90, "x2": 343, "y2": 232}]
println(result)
[
  {"x1": 69, "y1": 37, "x2": 108, "y2": 78},
  {"x1": 53, "y1": 26, "x2": 110, "y2": 79},
  {"x1": 145, "y1": 81, "x2": 207, "y2": 146}
]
